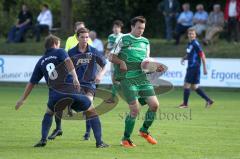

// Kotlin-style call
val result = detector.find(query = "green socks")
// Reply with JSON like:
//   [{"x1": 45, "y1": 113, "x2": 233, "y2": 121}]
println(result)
[
  {"x1": 123, "y1": 114, "x2": 136, "y2": 140},
  {"x1": 140, "y1": 109, "x2": 156, "y2": 133},
  {"x1": 123, "y1": 109, "x2": 156, "y2": 140}
]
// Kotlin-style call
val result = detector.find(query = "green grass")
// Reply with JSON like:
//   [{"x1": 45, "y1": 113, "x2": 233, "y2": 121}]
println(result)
[
  {"x1": 0, "y1": 84, "x2": 240, "y2": 159},
  {"x1": 1, "y1": 38, "x2": 240, "y2": 58}
]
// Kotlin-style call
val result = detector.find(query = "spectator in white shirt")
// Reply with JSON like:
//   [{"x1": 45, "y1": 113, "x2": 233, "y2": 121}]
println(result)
[
  {"x1": 89, "y1": 30, "x2": 104, "y2": 55},
  {"x1": 34, "y1": 4, "x2": 53, "y2": 42},
  {"x1": 174, "y1": 3, "x2": 193, "y2": 45},
  {"x1": 191, "y1": 4, "x2": 208, "y2": 36}
]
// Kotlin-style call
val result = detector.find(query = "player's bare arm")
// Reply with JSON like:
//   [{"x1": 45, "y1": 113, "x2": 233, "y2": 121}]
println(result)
[
  {"x1": 64, "y1": 58, "x2": 80, "y2": 91},
  {"x1": 15, "y1": 83, "x2": 35, "y2": 110},
  {"x1": 95, "y1": 65, "x2": 107, "y2": 84},
  {"x1": 199, "y1": 50, "x2": 207, "y2": 75},
  {"x1": 109, "y1": 54, "x2": 127, "y2": 72},
  {"x1": 201, "y1": 56, "x2": 207, "y2": 75},
  {"x1": 181, "y1": 55, "x2": 188, "y2": 65}
]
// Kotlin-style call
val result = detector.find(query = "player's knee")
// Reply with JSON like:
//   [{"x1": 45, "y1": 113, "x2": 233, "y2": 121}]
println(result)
[
  {"x1": 85, "y1": 107, "x2": 98, "y2": 118},
  {"x1": 184, "y1": 83, "x2": 191, "y2": 89},
  {"x1": 130, "y1": 109, "x2": 139, "y2": 117},
  {"x1": 191, "y1": 85, "x2": 198, "y2": 90},
  {"x1": 46, "y1": 108, "x2": 54, "y2": 115},
  {"x1": 129, "y1": 105, "x2": 139, "y2": 117},
  {"x1": 149, "y1": 102, "x2": 159, "y2": 112}
]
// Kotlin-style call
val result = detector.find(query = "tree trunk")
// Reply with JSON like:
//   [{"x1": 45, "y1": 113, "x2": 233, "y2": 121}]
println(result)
[{"x1": 61, "y1": 0, "x2": 72, "y2": 36}]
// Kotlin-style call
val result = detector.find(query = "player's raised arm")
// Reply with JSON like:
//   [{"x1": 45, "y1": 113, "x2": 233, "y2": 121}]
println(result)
[{"x1": 108, "y1": 37, "x2": 127, "y2": 72}]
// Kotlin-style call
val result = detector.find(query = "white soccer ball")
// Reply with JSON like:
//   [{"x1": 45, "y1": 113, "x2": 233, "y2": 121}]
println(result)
[{"x1": 141, "y1": 58, "x2": 158, "y2": 73}]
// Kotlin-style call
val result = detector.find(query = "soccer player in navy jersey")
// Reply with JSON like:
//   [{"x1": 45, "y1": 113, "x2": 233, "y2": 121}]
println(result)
[
  {"x1": 49, "y1": 27, "x2": 109, "y2": 148},
  {"x1": 15, "y1": 35, "x2": 92, "y2": 147},
  {"x1": 179, "y1": 28, "x2": 214, "y2": 108}
]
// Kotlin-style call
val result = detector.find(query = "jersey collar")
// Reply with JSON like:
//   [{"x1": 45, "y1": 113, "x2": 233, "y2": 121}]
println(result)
[
  {"x1": 75, "y1": 44, "x2": 92, "y2": 54},
  {"x1": 129, "y1": 33, "x2": 142, "y2": 39}
]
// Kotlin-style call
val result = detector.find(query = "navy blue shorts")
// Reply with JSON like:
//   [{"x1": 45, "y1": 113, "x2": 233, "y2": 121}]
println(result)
[
  {"x1": 184, "y1": 67, "x2": 200, "y2": 84},
  {"x1": 47, "y1": 91, "x2": 91, "y2": 112}
]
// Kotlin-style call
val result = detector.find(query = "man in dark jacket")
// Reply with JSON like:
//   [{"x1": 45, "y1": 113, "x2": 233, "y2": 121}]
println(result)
[{"x1": 159, "y1": 0, "x2": 180, "y2": 41}]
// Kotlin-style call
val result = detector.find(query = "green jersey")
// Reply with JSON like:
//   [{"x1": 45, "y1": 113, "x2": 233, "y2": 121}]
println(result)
[
  {"x1": 107, "y1": 33, "x2": 123, "y2": 50},
  {"x1": 111, "y1": 33, "x2": 150, "y2": 80}
]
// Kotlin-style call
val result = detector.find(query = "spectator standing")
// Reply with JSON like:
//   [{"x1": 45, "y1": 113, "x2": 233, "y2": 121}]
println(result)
[
  {"x1": 191, "y1": 4, "x2": 208, "y2": 36},
  {"x1": 7, "y1": 4, "x2": 33, "y2": 43},
  {"x1": 89, "y1": 31, "x2": 104, "y2": 55},
  {"x1": 35, "y1": 4, "x2": 53, "y2": 42},
  {"x1": 174, "y1": 3, "x2": 193, "y2": 45},
  {"x1": 224, "y1": 0, "x2": 240, "y2": 43},
  {"x1": 203, "y1": 4, "x2": 224, "y2": 45},
  {"x1": 159, "y1": 0, "x2": 180, "y2": 41}
]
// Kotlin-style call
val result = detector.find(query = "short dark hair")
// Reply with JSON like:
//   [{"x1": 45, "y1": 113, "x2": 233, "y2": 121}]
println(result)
[
  {"x1": 76, "y1": 27, "x2": 89, "y2": 37},
  {"x1": 130, "y1": 16, "x2": 146, "y2": 26},
  {"x1": 75, "y1": 21, "x2": 85, "y2": 29},
  {"x1": 43, "y1": 4, "x2": 49, "y2": 9},
  {"x1": 113, "y1": 20, "x2": 124, "y2": 28},
  {"x1": 45, "y1": 35, "x2": 60, "y2": 49}
]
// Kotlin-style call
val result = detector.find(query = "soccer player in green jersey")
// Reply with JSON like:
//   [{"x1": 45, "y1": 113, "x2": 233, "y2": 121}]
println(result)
[
  {"x1": 109, "y1": 16, "x2": 159, "y2": 148},
  {"x1": 105, "y1": 20, "x2": 124, "y2": 104},
  {"x1": 106, "y1": 20, "x2": 124, "y2": 53}
]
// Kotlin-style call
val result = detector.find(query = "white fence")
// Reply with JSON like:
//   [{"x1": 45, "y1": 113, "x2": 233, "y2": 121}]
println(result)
[{"x1": 0, "y1": 55, "x2": 240, "y2": 88}]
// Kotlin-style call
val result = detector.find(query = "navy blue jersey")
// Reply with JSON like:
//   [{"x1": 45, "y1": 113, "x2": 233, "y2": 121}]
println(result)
[
  {"x1": 29, "y1": 48, "x2": 91, "y2": 112},
  {"x1": 68, "y1": 44, "x2": 106, "y2": 90},
  {"x1": 186, "y1": 39, "x2": 203, "y2": 68},
  {"x1": 30, "y1": 48, "x2": 68, "y2": 88}
]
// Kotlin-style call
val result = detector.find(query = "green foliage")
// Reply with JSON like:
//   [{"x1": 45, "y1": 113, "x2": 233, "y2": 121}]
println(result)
[
  {"x1": 0, "y1": 0, "x2": 228, "y2": 38},
  {"x1": 0, "y1": 0, "x2": 61, "y2": 36},
  {"x1": 83, "y1": 0, "x2": 162, "y2": 37}
]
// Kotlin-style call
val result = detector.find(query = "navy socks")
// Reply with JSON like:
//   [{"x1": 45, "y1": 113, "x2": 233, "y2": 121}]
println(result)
[{"x1": 41, "y1": 113, "x2": 53, "y2": 141}]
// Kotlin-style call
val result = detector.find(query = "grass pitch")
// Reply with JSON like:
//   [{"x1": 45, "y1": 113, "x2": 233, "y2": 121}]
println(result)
[{"x1": 0, "y1": 84, "x2": 240, "y2": 159}]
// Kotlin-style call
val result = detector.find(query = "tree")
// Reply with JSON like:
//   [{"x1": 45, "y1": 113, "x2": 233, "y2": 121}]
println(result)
[{"x1": 61, "y1": 0, "x2": 72, "y2": 35}]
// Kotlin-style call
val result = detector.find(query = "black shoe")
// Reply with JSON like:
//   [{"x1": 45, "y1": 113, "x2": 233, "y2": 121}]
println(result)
[
  {"x1": 82, "y1": 132, "x2": 90, "y2": 141},
  {"x1": 48, "y1": 129, "x2": 63, "y2": 140},
  {"x1": 206, "y1": 100, "x2": 214, "y2": 108},
  {"x1": 82, "y1": 136, "x2": 90, "y2": 141},
  {"x1": 34, "y1": 139, "x2": 47, "y2": 147},
  {"x1": 96, "y1": 142, "x2": 109, "y2": 148}
]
